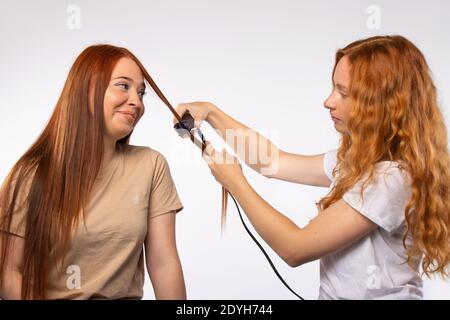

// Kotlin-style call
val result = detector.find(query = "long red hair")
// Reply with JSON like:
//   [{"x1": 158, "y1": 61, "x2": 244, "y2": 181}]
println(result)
[
  {"x1": 318, "y1": 35, "x2": 450, "y2": 277},
  {"x1": 0, "y1": 44, "x2": 171, "y2": 299}
]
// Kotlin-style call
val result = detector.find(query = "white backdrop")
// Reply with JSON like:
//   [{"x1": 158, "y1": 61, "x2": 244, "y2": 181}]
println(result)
[{"x1": 1, "y1": 0, "x2": 449, "y2": 299}]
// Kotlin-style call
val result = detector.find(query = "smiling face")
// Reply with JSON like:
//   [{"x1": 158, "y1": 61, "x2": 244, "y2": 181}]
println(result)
[
  {"x1": 323, "y1": 55, "x2": 352, "y2": 134},
  {"x1": 103, "y1": 57, "x2": 146, "y2": 142}
]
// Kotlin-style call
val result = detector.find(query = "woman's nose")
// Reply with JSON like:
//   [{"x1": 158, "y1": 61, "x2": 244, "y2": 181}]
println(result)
[
  {"x1": 324, "y1": 97, "x2": 334, "y2": 110},
  {"x1": 127, "y1": 93, "x2": 143, "y2": 108}
]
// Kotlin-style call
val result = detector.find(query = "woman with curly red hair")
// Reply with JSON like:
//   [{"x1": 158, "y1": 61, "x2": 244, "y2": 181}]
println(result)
[{"x1": 175, "y1": 35, "x2": 449, "y2": 299}]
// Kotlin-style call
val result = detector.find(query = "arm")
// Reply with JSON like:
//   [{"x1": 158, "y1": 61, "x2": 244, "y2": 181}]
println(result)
[
  {"x1": 175, "y1": 102, "x2": 331, "y2": 187},
  {"x1": 144, "y1": 212, "x2": 186, "y2": 300},
  {"x1": 271, "y1": 152, "x2": 331, "y2": 187},
  {"x1": 207, "y1": 103, "x2": 281, "y2": 177},
  {"x1": 203, "y1": 150, "x2": 377, "y2": 267},
  {"x1": 232, "y1": 178, "x2": 377, "y2": 266},
  {"x1": 0, "y1": 234, "x2": 24, "y2": 299}
]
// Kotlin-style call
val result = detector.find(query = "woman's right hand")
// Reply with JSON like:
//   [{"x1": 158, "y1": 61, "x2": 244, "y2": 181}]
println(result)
[{"x1": 173, "y1": 101, "x2": 215, "y2": 129}]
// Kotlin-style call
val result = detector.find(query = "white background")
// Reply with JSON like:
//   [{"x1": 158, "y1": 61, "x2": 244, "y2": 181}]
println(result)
[{"x1": 0, "y1": 0, "x2": 449, "y2": 299}]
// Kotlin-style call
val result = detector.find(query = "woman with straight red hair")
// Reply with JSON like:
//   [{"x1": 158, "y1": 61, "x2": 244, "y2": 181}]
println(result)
[
  {"x1": 0, "y1": 45, "x2": 186, "y2": 299},
  {"x1": 175, "y1": 35, "x2": 450, "y2": 299}
]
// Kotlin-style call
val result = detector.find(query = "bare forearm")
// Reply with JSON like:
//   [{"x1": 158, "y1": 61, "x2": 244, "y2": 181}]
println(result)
[
  {"x1": 148, "y1": 261, "x2": 186, "y2": 300},
  {"x1": 207, "y1": 104, "x2": 281, "y2": 175},
  {"x1": 1, "y1": 270, "x2": 22, "y2": 300},
  {"x1": 231, "y1": 178, "x2": 302, "y2": 265}
]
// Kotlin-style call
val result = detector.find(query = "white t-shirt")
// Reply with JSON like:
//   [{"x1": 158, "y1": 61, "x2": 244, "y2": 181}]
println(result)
[{"x1": 318, "y1": 149, "x2": 423, "y2": 300}]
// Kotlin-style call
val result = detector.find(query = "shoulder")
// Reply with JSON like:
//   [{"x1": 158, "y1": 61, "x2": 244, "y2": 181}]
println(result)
[
  {"x1": 372, "y1": 161, "x2": 411, "y2": 191},
  {"x1": 345, "y1": 161, "x2": 411, "y2": 205},
  {"x1": 338, "y1": 161, "x2": 412, "y2": 233},
  {"x1": 121, "y1": 144, "x2": 169, "y2": 169}
]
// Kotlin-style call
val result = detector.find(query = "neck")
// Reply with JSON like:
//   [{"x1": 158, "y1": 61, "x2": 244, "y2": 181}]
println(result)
[{"x1": 102, "y1": 136, "x2": 117, "y2": 170}]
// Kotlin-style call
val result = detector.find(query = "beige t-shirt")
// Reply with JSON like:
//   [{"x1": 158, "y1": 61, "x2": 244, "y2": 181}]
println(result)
[{"x1": 3, "y1": 144, "x2": 183, "y2": 299}]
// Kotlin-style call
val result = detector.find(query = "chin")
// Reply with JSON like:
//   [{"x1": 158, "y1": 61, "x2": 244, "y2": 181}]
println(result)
[
  {"x1": 334, "y1": 124, "x2": 346, "y2": 134},
  {"x1": 112, "y1": 128, "x2": 132, "y2": 141}
]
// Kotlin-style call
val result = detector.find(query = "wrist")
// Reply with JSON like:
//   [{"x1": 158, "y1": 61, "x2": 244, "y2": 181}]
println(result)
[{"x1": 229, "y1": 173, "x2": 250, "y2": 196}]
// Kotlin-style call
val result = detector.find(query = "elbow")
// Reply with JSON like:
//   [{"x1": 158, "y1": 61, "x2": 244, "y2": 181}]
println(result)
[
  {"x1": 283, "y1": 254, "x2": 306, "y2": 268},
  {"x1": 285, "y1": 258, "x2": 299, "y2": 268},
  {"x1": 280, "y1": 239, "x2": 310, "y2": 268},
  {"x1": 146, "y1": 254, "x2": 182, "y2": 276},
  {"x1": 279, "y1": 245, "x2": 304, "y2": 268},
  {"x1": 284, "y1": 250, "x2": 318, "y2": 268}
]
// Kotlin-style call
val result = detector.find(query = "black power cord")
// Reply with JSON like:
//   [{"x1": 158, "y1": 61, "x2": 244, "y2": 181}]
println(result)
[{"x1": 229, "y1": 193, "x2": 304, "y2": 300}]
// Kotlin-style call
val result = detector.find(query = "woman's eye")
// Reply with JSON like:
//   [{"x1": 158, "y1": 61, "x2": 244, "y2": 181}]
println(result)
[
  {"x1": 340, "y1": 91, "x2": 348, "y2": 98},
  {"x1": 116, "y1": 83, "x2": 145, "y2": 99},
  {"x1": 116, "y1": 83, "x2": 129, "y2": 90}
]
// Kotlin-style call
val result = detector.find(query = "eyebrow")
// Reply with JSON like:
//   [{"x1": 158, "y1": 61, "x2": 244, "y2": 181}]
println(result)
[{"x1": 113, "y1": 76, "x2": 146, "y2": 89}]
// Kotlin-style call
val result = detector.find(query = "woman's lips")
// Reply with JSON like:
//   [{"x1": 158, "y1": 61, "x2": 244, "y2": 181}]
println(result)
[{"x1": 117, "y1": 111, "x2": 136, "y2": 123}]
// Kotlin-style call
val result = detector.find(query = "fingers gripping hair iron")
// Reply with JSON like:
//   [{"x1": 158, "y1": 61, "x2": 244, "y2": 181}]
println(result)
[
  {"x1": 173, "y1": 111, "x2": 229, "y2": 231},
  {"x1": 173, "y1": 111, "x2": 207, "y2": 153}
]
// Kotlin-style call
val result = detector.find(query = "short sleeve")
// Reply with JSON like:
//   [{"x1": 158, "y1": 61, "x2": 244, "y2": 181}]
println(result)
[
  {"x1": 342, "y1": 164, "x2": 412, "y2": 233},
  {"x1": 148, "y1": 152, "x2": 183, "y2": 219},
  {"x1": 323, "y1": 149, "x2": 338, "y2": 182}
]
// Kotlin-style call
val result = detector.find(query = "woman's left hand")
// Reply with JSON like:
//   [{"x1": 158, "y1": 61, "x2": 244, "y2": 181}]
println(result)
[{"x1": 202, "y1": 142, "x2": 247, "y2": 193}]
